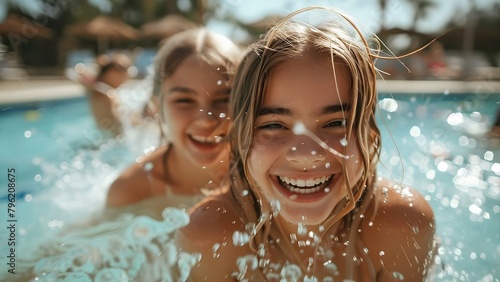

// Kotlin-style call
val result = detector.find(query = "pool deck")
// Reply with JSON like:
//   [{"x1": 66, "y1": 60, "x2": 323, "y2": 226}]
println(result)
[{"x1": 1, "y1": 77, "x2": 500, "y2": 105}]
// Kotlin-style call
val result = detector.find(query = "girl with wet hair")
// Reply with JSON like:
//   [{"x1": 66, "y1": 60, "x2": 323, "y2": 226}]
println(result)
[
  {"x1": 84, "y1": 53, "x2": 131, "y2": 137},
  {"x1": 105, "y1": 27, "x2": 243, "y2": 212},
  {"x1": 13, "y1": 29, "x2": 243, "y2": 282},
  {"x1": 176, "y1": 7, "x2": 436, "y2": 281}
]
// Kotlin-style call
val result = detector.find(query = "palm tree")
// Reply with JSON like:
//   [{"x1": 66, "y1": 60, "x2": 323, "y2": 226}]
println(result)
[
  {"x1": 406, "y1": 0, "x2": 437, "y2": 33},
  {"x1": 377, "y1": 0, "x2": 388, "y2": 34}
]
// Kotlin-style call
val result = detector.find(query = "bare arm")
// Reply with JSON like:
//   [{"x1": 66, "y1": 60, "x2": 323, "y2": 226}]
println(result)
[
  {"x1": 175, "y1": 193, "x2": 252, "y2": 281},
  {"x1": 105, "y1": 146, "x2": 167, "y2": 207},
  {"x1": 365, "y1": 183, "x2": 436, "y2": 281}
]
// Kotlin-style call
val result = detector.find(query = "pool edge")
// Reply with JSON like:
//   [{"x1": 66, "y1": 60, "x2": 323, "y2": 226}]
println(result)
[{"x1": 1, "y1": 79, "x2": 499, "y2": 106}]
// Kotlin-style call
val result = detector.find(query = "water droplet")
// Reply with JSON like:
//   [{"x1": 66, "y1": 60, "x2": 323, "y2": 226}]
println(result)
[
  {"x1": 217, "y1": 80, "x2": 222, "y2": 85},
  {"x1": 232, "y1": 231, "x2": 249, "y2": 246},
  {"x1": 298, "y1": 223, "x2": 307, "y2": 236},
  {"x1": 270, "y1": 200, "x2": 281, "y2": 216},
  {"x1": 379, "y1": 251, "x2": 385, "y2": 256},
  {"x1": 143, "y1": 162, "x2": 154, "y2": 172},
  {"x1": 34, "y1": 174, "x2": 42, "y2": 182},
  {"x1": 293, "y1": 122, "x2": 307, "y2": 135},
  {"x1": 391, "y1": 272, "x2": 404, "y2": 280},
  {"x1": 469, "y1": 204, "x2": 482, "y2": 215},
  {"x1": 219, "y1": 112, "x2": 226, "y2": 118},
  {"x1": 447, "y1": 112, "x2": 464, "y2": 126},
  {"x1": 213, "y1": 243, "x2": 220, "y2": 253},
  {"x1": 483, "y1": 150, "x2": 494, "y2": 161},
  {"x1": 410, "y1": 126, "x2": 421, "y2": 137},
  {"x1": 382, "y1": 187, "x2": 388, "y2": 195},
  {"x1": 379, "y1": 98, "x2": 398, "y2": 112},
  {"x1": 340, "y1": 138, "x2": 348, "y2": 146}
]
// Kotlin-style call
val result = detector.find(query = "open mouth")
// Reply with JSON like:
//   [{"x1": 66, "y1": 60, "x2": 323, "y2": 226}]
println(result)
[
  {"x1": 190, "y1": 134, "x2": 224, "y2": 145},
  {"x1": 278, "y1": 175, "x2": 333, "y2": 194}
]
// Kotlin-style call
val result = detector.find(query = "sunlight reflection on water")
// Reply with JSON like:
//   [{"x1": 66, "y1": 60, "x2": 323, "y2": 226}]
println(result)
[{"x1": 0, "y1": 84, "x2": 498, "y2": 281}]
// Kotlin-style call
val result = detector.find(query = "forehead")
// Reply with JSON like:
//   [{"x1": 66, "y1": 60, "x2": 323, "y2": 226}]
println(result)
[
  {"x1": 163, "y1": 55, "x2": 226, "y2": 86},
  {"x1": 264, "y1": 56, "x2": 352, "y2": 108}
]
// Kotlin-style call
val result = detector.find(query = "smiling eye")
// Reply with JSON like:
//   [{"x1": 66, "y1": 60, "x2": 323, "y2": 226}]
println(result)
[
  {"x1": 326, "y1": 119, "x2": 346, "y2": 128},
  {"x1": 258, "y1": 123, "x2": 287, "y2": 130},
  {"x1": 174, "y1": 98, "x2": 195, "y2": 104},
  {"x1": 214, "y1": 97, "x2": 230, "y2": 105}
]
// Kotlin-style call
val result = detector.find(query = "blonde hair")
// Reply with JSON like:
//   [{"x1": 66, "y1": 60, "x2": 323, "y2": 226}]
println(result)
[
  {"x1": 151, "y1": 27, "x2": 243, "y2": 140},
  {"x1": 227, "y1": 6, "x2": 383, "y2": 276}
]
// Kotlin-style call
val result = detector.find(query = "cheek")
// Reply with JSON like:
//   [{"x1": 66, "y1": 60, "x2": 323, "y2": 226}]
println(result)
[
  {"x1": 252, "y1": 131, "x2": 289, "y2": 153},
  {"x1": 248, "y1": 148, "x2": 264, "y2": 176},
  {"x1": 343, "y1": 139, "x2": 364, "y2": 180},
  {"x1": 247, "y1": 145, "x2": 275, "y2": 188},
  {"x1": 163, "y1": 109, "x2": 190, "y2": 131}
]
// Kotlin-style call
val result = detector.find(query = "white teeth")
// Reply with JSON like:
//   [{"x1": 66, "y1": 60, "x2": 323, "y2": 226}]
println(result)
[
  {"x1": 278, "y1": 175, "x2": 332, "y2": 194},
  {"x1": 191, "y1": 134, "x2": 223, "y2": 144}
]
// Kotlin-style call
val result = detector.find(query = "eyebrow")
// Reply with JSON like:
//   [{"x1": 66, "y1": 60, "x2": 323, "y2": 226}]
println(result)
[
  {"x1": 258, "y1": 107, "x2": 292, "y2": 117},
  {"x1": 321, "y1": 104, "x2": 350, "y2": 115},
  {"x1": 258, "y1": 104, "x2": 350, "y2": 117},
  {"x1": 167, "y1": 86, "x2": 230, "y2": 96},
  {"x1": 168, "y1": 86, "x2": 195, "y2": 95}
]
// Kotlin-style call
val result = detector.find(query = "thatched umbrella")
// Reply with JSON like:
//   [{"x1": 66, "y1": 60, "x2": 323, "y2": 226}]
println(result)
[
  {"x1": 65, "y1": 15, "x2": 139, "y2": 53},
  {"x1": 0, "y1": 13, "x2": 54, "y2": 39},
  {"x1": 140, "y1": 14, "x2": 197, "y2": 40}
]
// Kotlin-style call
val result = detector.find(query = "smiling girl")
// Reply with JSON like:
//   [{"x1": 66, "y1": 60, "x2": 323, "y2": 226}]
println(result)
[
  {"x1": 105, "y1": 28, "x2": 242, "y2": 211},
  {"x1": 176, "y1": 7, "x2": 436, "y2": 281}
]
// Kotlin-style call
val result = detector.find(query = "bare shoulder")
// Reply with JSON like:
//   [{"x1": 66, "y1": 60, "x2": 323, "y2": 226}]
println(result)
[
  {"x1": 105, "y1": 146, "x2": 167, "y2": 208},
  {"x1": 178, "y1": 191, "x2": 245, "y2": 248},
  {"x1": 175, "y1": 191, "x2": 250, "y2": 281},
  {"x1": 362, "y1": 178, "x2": 436, "y2": 281},
  {"x1": 372, "y1": 178, "x2": 435, "y2": 226}
]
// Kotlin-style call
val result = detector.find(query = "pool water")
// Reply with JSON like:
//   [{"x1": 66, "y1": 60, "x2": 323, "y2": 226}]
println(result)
[
  {"x1": 0, "y1": 83, "x2": 161, "y2": 264},
  {"x1": 0, "y1": 86, "x2": 498, "y2": 281},
  {"x1": 376, "y1": 92, "x2": 499, "y2": 281}
]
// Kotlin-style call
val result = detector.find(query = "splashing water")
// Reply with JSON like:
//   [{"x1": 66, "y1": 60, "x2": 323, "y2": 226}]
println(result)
[
  {"x1": 15, "y1": 207, "x2": 197, "y2": 281},
  {"x1": 292, "y1": 122, "x2": 350, "y2": 159}
]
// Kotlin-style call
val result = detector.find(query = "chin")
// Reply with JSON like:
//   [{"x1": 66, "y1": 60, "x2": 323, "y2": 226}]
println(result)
[
  {"x1": 193, "y1": 154, "x2": 225, "y2": 168},
  {"x1": 279, "y1": 208, "x2": 331, "y2": 227}
]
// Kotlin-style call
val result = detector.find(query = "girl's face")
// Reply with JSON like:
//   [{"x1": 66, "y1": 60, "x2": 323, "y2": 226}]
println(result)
[
  {"x1": 248, "y1": 55, "x2": 363, "y2": 226},
  {"x1": 161, "y1": 55, "x2": 231, "y2": 167}
]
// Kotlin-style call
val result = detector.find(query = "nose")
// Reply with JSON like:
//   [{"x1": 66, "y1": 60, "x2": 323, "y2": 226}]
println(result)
[
  {"x1": 285, "y1": 135, "x2": 327, "y2": 167},
  {"x1": 195, "y1": 107, "x2": 220, "y2": 126}
]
